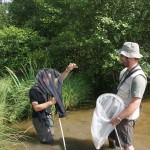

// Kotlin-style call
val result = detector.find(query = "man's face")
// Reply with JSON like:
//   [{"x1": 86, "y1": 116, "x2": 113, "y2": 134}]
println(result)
[{"x1": 120, "y1": 54, "x2": 129, "y2": 67}]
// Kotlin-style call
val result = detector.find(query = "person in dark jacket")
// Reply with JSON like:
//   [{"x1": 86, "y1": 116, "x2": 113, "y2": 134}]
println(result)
[{"x1": 29, "y1": 63, "x2": 78, "y2": 145}]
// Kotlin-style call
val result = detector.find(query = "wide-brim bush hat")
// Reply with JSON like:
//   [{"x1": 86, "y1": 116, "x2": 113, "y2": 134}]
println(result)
[{"x1": 118, "y1": 42, "x2": 143, "y2": 58}]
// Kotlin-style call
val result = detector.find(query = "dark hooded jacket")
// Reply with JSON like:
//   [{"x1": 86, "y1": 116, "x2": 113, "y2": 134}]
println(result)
[{"x1": 29, "y1": 68, "x2": 66, "y2": 118}]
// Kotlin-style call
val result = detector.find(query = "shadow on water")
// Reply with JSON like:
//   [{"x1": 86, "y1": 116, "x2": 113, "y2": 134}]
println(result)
[
  {"x1": 64, "y1": 137, "x2": 95, "y2": 150},
  {"x1": 17, "y1": 133, "x2": 98, "y2": 150}
]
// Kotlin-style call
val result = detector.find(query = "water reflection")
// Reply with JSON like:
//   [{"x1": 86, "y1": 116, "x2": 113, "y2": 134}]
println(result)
[{"x1": 14, "y1": 98, "x2": 150, "y2": 150}]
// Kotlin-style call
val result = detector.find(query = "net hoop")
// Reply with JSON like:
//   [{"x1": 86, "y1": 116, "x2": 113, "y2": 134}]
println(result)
[{"x1": 91, "y1": 93, "x2": 125, "y2": 149}]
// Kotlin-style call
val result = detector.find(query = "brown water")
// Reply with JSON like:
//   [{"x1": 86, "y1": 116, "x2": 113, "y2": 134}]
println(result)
[{"x1": 12, "y1": 98, "x2": 150, "y2": 150}]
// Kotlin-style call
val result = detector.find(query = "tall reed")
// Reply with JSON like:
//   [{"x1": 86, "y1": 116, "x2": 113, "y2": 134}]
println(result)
[
  {"x1": 0, "y1": 77, "x2": 29, "y2": 149},
  {"x1": 62, "y1": 74, "x2": 92, "y2": 109}
]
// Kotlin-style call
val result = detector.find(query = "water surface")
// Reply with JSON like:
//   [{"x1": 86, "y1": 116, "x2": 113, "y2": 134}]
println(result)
[{"x1": 13, "y1": 98, "x2": 150, "y2": 150}]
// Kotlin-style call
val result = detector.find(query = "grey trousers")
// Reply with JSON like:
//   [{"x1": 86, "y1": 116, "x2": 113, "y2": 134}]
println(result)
[{"x1": 32, "y1": 117, "x2": 54, "y2": 144}]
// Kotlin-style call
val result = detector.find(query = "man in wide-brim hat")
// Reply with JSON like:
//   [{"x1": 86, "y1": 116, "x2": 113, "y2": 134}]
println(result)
[{"x1": 109, "y1": 42, "x2": 147, "y2": 150}]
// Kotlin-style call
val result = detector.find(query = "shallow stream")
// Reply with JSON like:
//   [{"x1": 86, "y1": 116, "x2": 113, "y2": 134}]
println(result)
[{"x1": 12, "y1": 98, "x2": 150, "y2": 150}]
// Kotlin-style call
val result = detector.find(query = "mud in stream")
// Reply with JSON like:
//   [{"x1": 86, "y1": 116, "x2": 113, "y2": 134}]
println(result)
[{"x1": 12, "y1": 98, "x2": 150, "y2": 150}]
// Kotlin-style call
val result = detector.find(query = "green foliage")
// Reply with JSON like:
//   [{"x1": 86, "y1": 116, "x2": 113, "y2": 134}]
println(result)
[
  {"x1": 8, "y1": 0, "x2": 37, "y2": 27},
  {"x1": 62, "y1": 74, "x2": 92, "y2": 109},
  {"x1": 4, "y1": 64, "x2": 37, "y2": 122},
  {"x1": 1, "y1": 0, "x2": 150, "y2": 91},
  {"x1": 0, "y1": 3, "x2": 12, "y2": 28},
  {"x1": 9, "y1": 0, "x2": 63, "y2": 38},
  {"x1": 6, "y1": 82, "x2": 32, "y2": 122},
  {"x1": 0, "y1": 26, "x2": 49, "y2": 74},
  {"x1": 19, "y1": 61, "x2": 37, "y2": 83},
  {"x1": 0, "y1": 66, "x2": 35, "y2": 122},
  {"x1": 5, "y1": 66, "x2": 21, "y2": 87},
  {"x1": 0, "y1": 77, "x2": 12, "y2": 125}
]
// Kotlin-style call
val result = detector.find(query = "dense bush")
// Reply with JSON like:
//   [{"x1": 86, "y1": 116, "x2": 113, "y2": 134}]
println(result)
[
  {"x1": 0, "y1": 0, "x2": 149, "y2": 92},
  {"x1": 0, "y1": 26, "x2": 50, "y2": 74}
]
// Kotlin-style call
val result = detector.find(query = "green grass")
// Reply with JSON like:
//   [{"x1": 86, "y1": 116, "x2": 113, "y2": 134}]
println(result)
[
  {"x1": 0, "y1": 126, "x2": 31, "y2": 150},
  {"x1": 63, "y1": 74, "x2": 92, "y2": 109}
]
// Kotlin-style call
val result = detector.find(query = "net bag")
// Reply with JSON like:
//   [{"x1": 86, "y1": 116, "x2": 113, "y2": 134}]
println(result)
[{"x1": 91, "y1": 93, "x2": 125, "y2": 150}]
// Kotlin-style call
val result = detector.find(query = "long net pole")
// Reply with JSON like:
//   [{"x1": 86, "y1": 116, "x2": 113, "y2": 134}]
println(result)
[
  {"x1": 59, "y1": 118, "x2": 66, "y2": 150},
  {"x1": 114, "y1": 127, "x2": 122, "y2": 150}
]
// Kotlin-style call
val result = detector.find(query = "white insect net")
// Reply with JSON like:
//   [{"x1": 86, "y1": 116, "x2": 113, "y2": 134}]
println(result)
[{"x1": 91, "y1": 93, "x2": 125, "y2": 150}]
